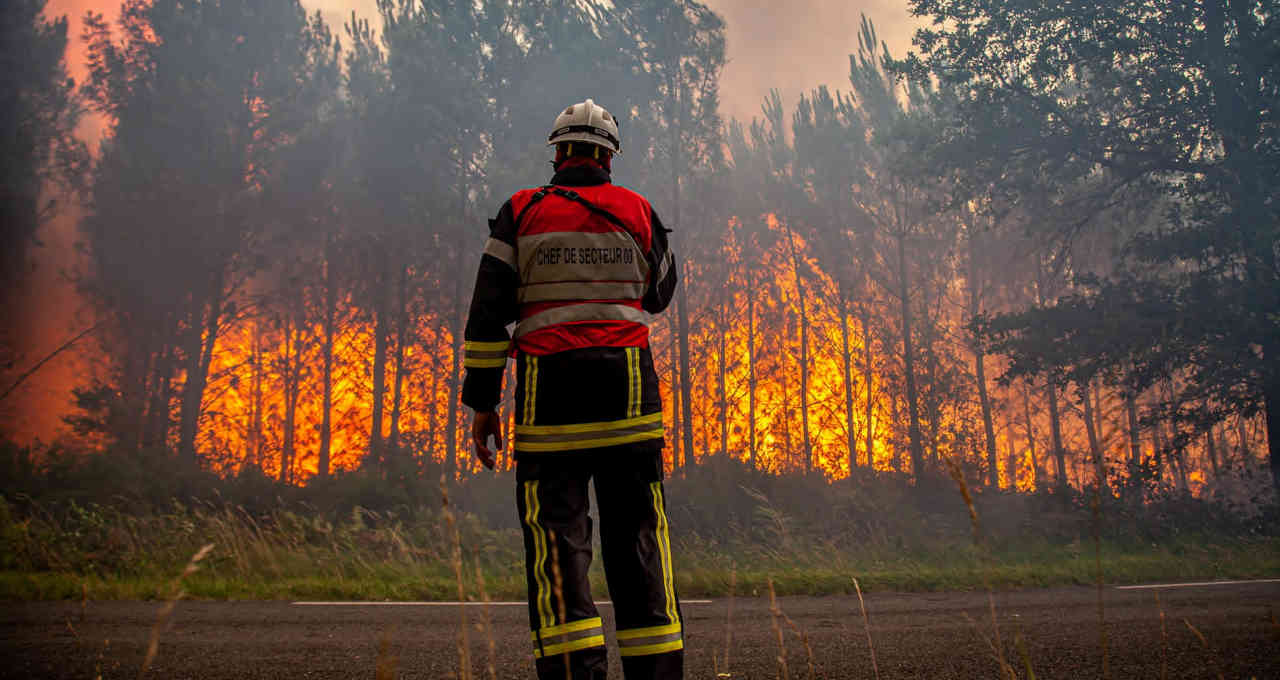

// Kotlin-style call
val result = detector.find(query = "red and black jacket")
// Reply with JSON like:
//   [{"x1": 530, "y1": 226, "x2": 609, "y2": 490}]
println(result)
[{"x1": 461, "y1": 159, "x2": 678, "y2": 458}]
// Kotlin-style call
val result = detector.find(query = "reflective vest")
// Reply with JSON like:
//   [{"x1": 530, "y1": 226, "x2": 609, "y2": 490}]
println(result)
[
  {"x1": 460, "y1": 162, "x2": 677, "y2": 457},
  {"x1": 509, "y1": 184, "x2": 657, "y2": 356}
]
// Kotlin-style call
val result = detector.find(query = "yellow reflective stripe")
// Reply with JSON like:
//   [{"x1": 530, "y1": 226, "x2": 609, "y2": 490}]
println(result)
[
  {"x1": 514, "y1": 429, "x2": 665, "y2": 453},
  {"x1": 616, "y1": 623, "x2": 682, "y2": 640},
  {"x1": 529, "y1": 357, "x2": 538, "y2": 424},
  {"x1": 531, "y1": 617, "x2": 603, "y2": 640},
  {"x1": 524, "y1": 481, "x2": 552, "y2": 628},
  {"x1": 652, "y1": 482, "x2": 679, "y2": 624},
  {"x1": 626, "y1": 347, "x2": 640, "y2": 418},
  {"x1": 533, "y1": 634, "x2": 606, "y2": 659},
  {"x1": 464, "y1": 340, "x2": 512, "y2": 352},
  {"x1": 522, "y1": 358, "x2": 531, "y2": 425},
  {"x1": 522, "y1": 356, "x2": 539, "y2": 426},
  {"x1": 516, "y1": 412, "x2": 661, "y2": 436},
  {"x1": 619, "y1": 639, "x2": 683, "y2": 657},
  {"x1": 464, "y1": 357, "x2": 507, "y2": 369}
]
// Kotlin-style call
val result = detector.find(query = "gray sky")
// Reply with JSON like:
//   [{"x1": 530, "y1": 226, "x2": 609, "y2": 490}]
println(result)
[
  {"x1": 704, "y1": 0, "x2": 921, "y2": 123},
  {"x1": 304, "y1": 0, "x2": 923, "y2": 125},
  {"x1": 52, "y1": 0, "x2": 923, "y2": 128}
]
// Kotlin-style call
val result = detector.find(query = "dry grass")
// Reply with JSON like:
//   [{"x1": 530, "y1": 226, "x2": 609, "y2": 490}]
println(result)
[
  {"x1": 1012, "y1": 617, "x2": 1037, "y2": 680},
  {"x1": 852, "y1": 577, "x2": 880, "y2": 680},
  {"x1": 767, "y1": 578, "x2": 816, "y2": 680},
  {"x1": 941, "y1": 453, "x2": 1016, "y2": 679},
  {"x1": 475, "y1": 560, "x2": 497, "y2": 680},
  {"x1": 767, "y1": 579, "x2": 790, "y2": 680},
  {"x1": 1183, "y1": 619, "x2": 1225, "y2": 680},
  {"x1": 440, "y1": 477, "x2": 472, "y2": 680},
  {"x1": 1156, "y1": 590, "x2": 1168, "y2": 680},
  {"x1": 139, "y1": 543, "x2": 212, "y2": 677},
  {"x1": 374, "y1": 629, "x2": 398, "y2": 680},
  {"x1": 713, "y1": 569, "x2": 736, "y2": 679}
]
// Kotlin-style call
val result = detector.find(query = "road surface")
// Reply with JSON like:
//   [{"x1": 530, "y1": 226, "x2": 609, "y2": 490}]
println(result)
[{"x1": 3, "y1": 582, "x2": 1278, "y2": 678}]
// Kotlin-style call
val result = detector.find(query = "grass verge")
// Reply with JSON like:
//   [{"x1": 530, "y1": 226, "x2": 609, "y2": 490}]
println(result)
[{"x1": 2, "y1": 536, "x2": 1277, "y2": 601}]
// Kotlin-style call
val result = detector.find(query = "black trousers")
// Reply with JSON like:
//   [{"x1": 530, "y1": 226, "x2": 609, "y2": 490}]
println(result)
[{"x1": 516, "y1": 451, "x2": 683, "y2": 680}]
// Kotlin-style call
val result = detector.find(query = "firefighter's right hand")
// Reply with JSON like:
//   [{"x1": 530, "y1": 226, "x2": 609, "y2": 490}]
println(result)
[{"x1": 471, "y1": 411, "x2": 502, "y2": 470}]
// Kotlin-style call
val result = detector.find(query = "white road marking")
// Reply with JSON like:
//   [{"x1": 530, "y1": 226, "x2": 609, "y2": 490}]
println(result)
[
  {"x1": 1115, "y1": 578, "x2": 1280, "y2": 590},
  {"x1": 291, "y1": 600, "x2": 713, "y2": 606}
]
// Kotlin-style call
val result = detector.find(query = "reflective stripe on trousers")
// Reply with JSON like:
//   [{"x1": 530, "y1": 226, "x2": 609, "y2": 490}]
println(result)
[
  {"x1": 513, "y1": 412, "x2": 664, "y2": 453},
  {"x1": 531, "y1": 616, "x2": 606, "y2": 659}
]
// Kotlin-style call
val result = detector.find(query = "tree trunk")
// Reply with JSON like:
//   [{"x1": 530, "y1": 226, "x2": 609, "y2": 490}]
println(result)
[
  {"x1": 1206, "y1": 426, "x2": 1220, "y2": 477},
  {"x1": 177, "y1": 304, "x2": 205, "y2": 462},
  {"x1": 841, "y1": 302, "x2": 856, "y2": 474},
  {"x1": 784, "y1": 223, "x2": 813, "y2": 472},
  {"x1": 1152, "y1": 410, "x2": 1167, "y2": 484},
  {"x1": 717, "y1": 294, "x2": 728, "y2": 458},
  {"x1": 426, "y1": 357, "x2": 438, "y2": 465},
  {"x1": 1236, "y1": 412, "x2": 1250, "y2": 464},
  {"x1": 861, "y1": 307, "x2": 875, "y2": 469},
  {"x1": 747, "y1": 290, "x2": 757, "y2": 468},
  {"x1": 1005, "y1": 420, "x2": 1018, "y2": 490},
  {"x1": 250, "y1": 323, "x2": 264, "y2": 472},
  {"x1": 669, "y1": 320, "x2": 682, "y2": 469},
  {"x1": 444, "y1": 268, "x2": 465, "y2": 479},
  {"x1": 317, "y1": 245, "x2": 336, "y2": 481},
  {"x1": 369, "y1": 255, "x2": 391, "y2": 469},
  {"x1": 178, "y1": 270, "x2": 223, "y2": 464},
  {"x1": 890, "y1": 389, "x2": 902, "y2": 473},
  {"x1": 896, "y1": 233, "x2": 925, "y2": 478},
  {"x1": 1080, "y1": 379, "x2": 1104, "y2": 489},
  {"x1": 782, "y1": 340, "x2": 793, "y2": 468},
  {"x1": 1047, "y1": 380, "x2": 1067, "y2": 488},
  {"x1": 1022, "y1": 381, "x2": 1039, "y2": 490},
  {"x1": 1266, "y1": 378, "x2": 1280, "y2": 496},
  {"x1": 144, "y1": 340, "x2": 174, "y2": 451},
  {"x1": 120, "y1": 329, "x2": 153, "y2": 454},
  {"x1": 667, "y1": 112, "x2": 696, "y2": 470},
  {"x1": 281, "y1": 314, "x2": 301, "y2": 485},
  {"x1": 676, "y1": 278, "x2": 695, "y2": 467},
  {"x1": 388, "y1": 262, "x2": 411, "y2": 456},
  {"x1": 1125, "y1": 390, "x2": 1141, "y2": 468},
  {"x1": 975, "y1": 347, "x2": 999, "y2": 487}
]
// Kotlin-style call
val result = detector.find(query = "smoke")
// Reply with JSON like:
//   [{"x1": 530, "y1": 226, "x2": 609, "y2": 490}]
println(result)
[
  {"x1": 10, "y1": 0, "x2": 921, "y2": 446},
  {"x1": 48, "y1": 0, "x2": 921, "y2": 130},
  {"x1": 303, "y1": 0, "x2": 924, "y2": 124},
  {"x1": 704, "y1": 0, "x2": 921, "y2": 124},
  {"x1": 4, "y1": 1, "x2": 100, "y2": 445},
  {"x1": 289, "y1": 0, "x2": 923, "y2": 126}
]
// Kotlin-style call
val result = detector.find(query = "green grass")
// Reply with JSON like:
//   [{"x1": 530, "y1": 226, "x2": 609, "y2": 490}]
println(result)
[
  {"x1": 3, "y1": 473, "x2": 1278, "y2": 602},
  {"x1": 2, "y1": 523, "x2": 1277, "y2": 601}
]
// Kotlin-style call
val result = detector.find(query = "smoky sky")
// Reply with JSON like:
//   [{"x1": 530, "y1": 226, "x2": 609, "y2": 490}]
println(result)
[
  {"x1": 705, "y1": 0, "x2": 920, "y2": 123},
  {"x1": 50, "y1": 0, "x2": 921, "y2": 136},
  {"x1": 12, "y1": 0, "x2": 921, "y2": 444},
  {"x1": 303, "y1": 1, "x2": 923, "y2": 125}
]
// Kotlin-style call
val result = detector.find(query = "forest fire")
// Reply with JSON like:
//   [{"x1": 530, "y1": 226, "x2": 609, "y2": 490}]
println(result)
[
  {"x1": 190, "y1": 213, "x2": 902, "y2": 482},
  {"x1": 6, "y1": 2, "x2": 1280, "y2": 678},
  {"x1": 5, "y1": 0, "x2": 1272, "y2": 506}
]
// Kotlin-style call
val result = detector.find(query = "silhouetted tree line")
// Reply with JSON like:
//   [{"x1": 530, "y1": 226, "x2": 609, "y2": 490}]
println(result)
[{"x1": 2, "y1": 0, "x2": 1275, "y2": 502}]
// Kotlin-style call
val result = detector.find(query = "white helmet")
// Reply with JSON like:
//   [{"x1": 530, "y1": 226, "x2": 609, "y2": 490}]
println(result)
[{"x1": 547, "y1": 98, "x2": 621, "y2": 154}]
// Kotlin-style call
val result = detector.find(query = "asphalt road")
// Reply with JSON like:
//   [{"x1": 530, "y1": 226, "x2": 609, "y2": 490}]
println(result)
[{"x1": 3, "y1": 582, "x2": 1278, "y2": 679}]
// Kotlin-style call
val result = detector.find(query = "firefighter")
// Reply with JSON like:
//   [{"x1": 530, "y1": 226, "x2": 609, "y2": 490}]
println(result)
[{"x1": 461, "y1": 99, "x2": 681, "y2": 680}]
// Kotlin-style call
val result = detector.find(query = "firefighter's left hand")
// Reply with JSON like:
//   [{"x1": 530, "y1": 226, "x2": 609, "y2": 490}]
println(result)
[{"x1": 471, "y1": 411, "x2": 502, "y2": 470}]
